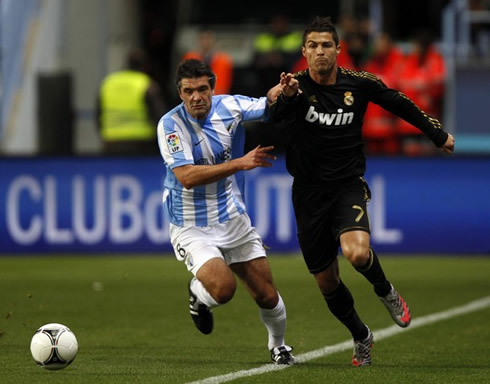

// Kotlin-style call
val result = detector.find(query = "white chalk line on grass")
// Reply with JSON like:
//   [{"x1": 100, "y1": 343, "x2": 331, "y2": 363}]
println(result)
[{"x1": 186, "y1": 296, "x2": 490, "y2": 384}]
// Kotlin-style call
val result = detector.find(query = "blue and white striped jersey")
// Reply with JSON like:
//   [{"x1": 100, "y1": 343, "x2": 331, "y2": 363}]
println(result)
[{"x1": 157, "y1": 94, "x2": 268, "y2": 227}]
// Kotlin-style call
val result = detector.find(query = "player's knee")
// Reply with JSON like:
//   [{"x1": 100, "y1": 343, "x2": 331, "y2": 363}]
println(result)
[
  {"x1": 343, "y1": 244, "x2": 370, "y2": 267},
  {"x1": 212, "y1": 280, "x2": 236, "y2": 304},
  {"x1": 314, "y1": 263, "x2": 341, "y2": 295},
  {"x1": 317, "y1": 276, "x2": 340, "y2": 296},
  {"x1": 255, "y1": 289, "x2": 279, "y2": 309}
]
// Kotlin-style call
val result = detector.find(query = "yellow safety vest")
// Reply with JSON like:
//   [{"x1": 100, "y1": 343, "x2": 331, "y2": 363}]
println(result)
[
  {"x1": 254, "y1": 31, "x2": 303, "y2": 53},
  {"x1": 100, "y1": 70, "x2": 155, "y2": 141}
]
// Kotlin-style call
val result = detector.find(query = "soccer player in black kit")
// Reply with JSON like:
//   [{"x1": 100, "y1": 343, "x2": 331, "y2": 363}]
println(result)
[{"x1": 267, "y1": 16, "x2": 455, "y2": 366}]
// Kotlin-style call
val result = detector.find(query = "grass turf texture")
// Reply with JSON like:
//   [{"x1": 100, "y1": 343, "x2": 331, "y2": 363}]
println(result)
[{"x1": 0, "y1": 254, "x2": 489, "y2": 384}]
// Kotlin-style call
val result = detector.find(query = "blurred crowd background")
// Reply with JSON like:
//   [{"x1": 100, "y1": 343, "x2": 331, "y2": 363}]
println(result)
[{"x1": 1, "y1": 0, "x2": 490, "y2": 157}]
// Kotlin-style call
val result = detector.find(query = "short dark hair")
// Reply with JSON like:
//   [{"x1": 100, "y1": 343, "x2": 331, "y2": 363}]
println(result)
[
  {"x1": 303, "y1": 16, "x2": 339, "y2": 47},
  {"x1": 175, "y1": 59, "x2": 216, "y2": 90}
]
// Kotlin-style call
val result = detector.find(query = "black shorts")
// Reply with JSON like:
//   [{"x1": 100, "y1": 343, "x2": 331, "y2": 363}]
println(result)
[{"x1": 292, "y1": 177, "x2": 371, "y2": 274}]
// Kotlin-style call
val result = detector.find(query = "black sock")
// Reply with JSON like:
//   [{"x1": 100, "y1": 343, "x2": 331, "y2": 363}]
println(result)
[
  {"x1": 323, "y1": 280, "x2": 368, "y2": 340},
  {"x1": 355, "y1": 248, "x2": 391, "y2": 297}
]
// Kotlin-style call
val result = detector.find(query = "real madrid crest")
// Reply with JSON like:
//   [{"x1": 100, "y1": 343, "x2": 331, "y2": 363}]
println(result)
[{"x1": 344, "y1": 91, "x2": 354, "y2": 106}]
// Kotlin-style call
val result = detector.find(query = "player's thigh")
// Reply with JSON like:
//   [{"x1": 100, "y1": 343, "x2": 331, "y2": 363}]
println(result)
[
  {"x1": 297, "y1": 224, "x2": 339, "y2": 274},
  {"x1": 169, "y1": 223, "x2": 235, "y2": 285},
  {"x1": 197, "y1": 256, "x2": 236, "y2": 295},
  {"x1": 230, "y1": 257, "x2": 274, "y2": 289},
  {"x1": 339, "y1": 230, "x2": 371, "y2": 266},
  {"x1": 293, "y1": 186, "x2": 339, "y2": 274},
  {"x1": 333, "y1": 177, "x2": 371, "y2": 239},
  {"x1": 333, "y1": 179, "x2": 371, "y2": 265},
  {"x1": 223, "y1": 224, "x2": 276, "y2": 304},
  {"x1": 230, "y1": 257, "x2": 278, "y2": 308}
]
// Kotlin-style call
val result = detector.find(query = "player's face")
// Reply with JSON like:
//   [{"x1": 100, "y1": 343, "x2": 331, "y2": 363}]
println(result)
[
  {"x1": 179, "y1": 76, "x2": 214, "y2": 119},
  {"x1": 302, "y1": 32, "x2": 340, "y2": 75}
]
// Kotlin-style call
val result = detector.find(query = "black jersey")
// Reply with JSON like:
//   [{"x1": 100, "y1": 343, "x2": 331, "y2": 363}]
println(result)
[{"x1": 270, "y1": 67, "x2": 449, "y2": 185}]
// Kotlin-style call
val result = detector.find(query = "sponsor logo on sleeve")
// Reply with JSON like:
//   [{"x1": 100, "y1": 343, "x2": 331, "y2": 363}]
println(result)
[{"x1": 166, "y1": 133, "x2": 183, "y2": 153}]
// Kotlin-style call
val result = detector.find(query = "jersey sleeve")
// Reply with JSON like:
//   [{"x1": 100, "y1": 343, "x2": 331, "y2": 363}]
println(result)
[
  {"x1": 268, "y1": 92, "x2": 300, "y2": 123},
  {"x1": 364, "y1": 73, "x2": 448, "y2": 147},
  {"x1": 157, "y1": 114, "x2": 195, "y2": 169},
  {"x1": 234, "y1": 95, "x2": 268, "y2": 122}
]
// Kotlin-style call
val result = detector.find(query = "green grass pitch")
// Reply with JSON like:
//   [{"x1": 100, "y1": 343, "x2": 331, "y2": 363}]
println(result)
[{"x1": 0, "y1": 254, "x2": 489, "y2": 383}]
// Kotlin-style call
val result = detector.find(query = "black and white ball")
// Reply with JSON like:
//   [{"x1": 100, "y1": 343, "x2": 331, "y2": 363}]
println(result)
[{"x1": 30, "y1": 323, "x2": 78, "y2": 370}]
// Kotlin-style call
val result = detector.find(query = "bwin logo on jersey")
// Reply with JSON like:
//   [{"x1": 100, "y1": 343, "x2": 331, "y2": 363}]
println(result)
[{"x1": 305, "y1": 106, "x2": 354, "y2": 126}]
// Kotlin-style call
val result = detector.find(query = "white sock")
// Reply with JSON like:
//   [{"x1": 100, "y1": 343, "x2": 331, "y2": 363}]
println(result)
[
  {"x1": 190, "y1": 277, "x2": 219, "y2": 308},
  {"x1": 259, "y1": 293, "x2": 287, "y2": 350}
]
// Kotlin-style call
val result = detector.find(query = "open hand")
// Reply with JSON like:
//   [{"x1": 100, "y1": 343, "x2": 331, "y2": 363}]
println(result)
[{"x1": 239, "y1": 145, "x2": 276, "y2": 170}]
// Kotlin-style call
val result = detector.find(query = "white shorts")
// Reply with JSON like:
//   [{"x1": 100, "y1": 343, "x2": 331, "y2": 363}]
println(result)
[{"x1": 169, "y1": 213, "x2": 267, "y2": 275}]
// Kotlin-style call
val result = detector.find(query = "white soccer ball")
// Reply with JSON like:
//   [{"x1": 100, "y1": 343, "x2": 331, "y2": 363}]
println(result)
[{"x1": 30, "y1": 323, "x2": 78, "y2": 370}]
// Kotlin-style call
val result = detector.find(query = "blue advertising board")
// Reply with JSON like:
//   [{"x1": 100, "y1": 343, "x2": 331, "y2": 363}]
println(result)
[{"x1": 0, "y1": 156, "x2": 489, "y2": 254}]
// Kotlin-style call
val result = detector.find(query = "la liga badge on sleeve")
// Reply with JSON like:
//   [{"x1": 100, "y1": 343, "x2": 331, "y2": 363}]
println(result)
[{"x1": 166, "y1": 133, "x2": 184, "y2": 153}]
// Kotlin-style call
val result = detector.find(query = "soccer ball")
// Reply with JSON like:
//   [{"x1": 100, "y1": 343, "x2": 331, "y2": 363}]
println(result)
[{"x1": 30, "y1": 323, "x2": 78, "y2": 370}]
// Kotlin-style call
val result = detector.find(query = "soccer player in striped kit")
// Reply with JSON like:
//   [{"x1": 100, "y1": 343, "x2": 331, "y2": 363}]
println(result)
[{"x1": 157, "y1": 59, "x2": 295, "y2": 365}]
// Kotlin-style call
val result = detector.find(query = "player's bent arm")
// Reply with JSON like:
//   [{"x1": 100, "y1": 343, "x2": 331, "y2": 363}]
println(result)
[
  {"x1": 267, "y1": 73, "x2": 300, "y2": 106},
  {"x1": 173, "y1": 145, "x2": 276, "y2": 189},
  {"x1": 267, "y1": 83, "x2": 283, "y2": 105},
  {"x1": 280, "y1": 73, "x2": 299, "y2": 97},
  {"x1": 172, "y1": 163, "x2": 241, "y2": 189},
  {"x1": 268, "y1": 80, "x2": 301, "y2": 123}
]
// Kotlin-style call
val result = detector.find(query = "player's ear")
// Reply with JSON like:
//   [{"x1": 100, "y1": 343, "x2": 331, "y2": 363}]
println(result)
[
  {"x1": 336, "y1": 44, "x2": 341, "y2": 56},
  {"x1": 302, "y1": 46, "x2": 306, "y2": 57},
  {"x1": 176, "y1": 82, "x2": 184, "y2": 100},
  {"x1": 209, "y1": 75, "x2": 217, "y2": 92},
  {"x1": 177, "y1": 88, "x2": 184, "y2": 101}
]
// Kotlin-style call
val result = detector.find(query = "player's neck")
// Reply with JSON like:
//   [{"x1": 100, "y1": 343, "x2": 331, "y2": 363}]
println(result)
[{"x1": 309, "y1": 65, "x2": 337, "y2": 86}]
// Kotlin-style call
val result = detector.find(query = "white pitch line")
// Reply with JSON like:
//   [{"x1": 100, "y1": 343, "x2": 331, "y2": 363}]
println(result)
[{"x1": 186, "y1": 296, "x2": 490, "y2": 384}]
